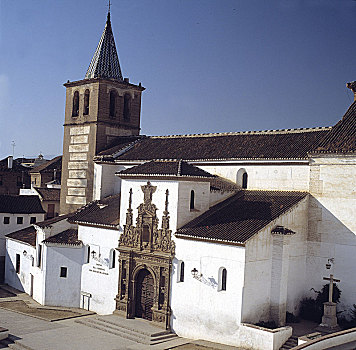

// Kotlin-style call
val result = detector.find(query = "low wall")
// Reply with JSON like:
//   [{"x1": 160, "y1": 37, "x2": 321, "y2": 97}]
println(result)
[
  {"x1": 0, "y1": 327, "x2": 8, "y2": 341},
  {"x1": 294, "y1": 328, "x2": 356, "y2": 350},
  {"x1": 239, "y1": 323, "x2": 292, "y2": 350}
]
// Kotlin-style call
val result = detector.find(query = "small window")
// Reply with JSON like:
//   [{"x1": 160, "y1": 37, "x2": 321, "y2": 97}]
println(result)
[
  {"x1": 72, "y1": 91, "x2": 79, "y2": 117},
  {"x1": 30, "y1": 217, "x2": 36, "y2": 224},
  {"x1": 190, "y1": 190, "x2": 195, "y2": 210},
  {"x1": 218, "y1": 267, "x2": 227, "y2": 291},
  {"x1": 17, "y1": 217, "x2": 23, "y2": 224},
  {"x1": 123, "y1": 93, "x2": 131, "y2": 120},
  {"x1": 0, "y1": 175, "x2": 3, "y2": 186},
  {"x1": 236, "y1": 168, "x2": 248, "y2": 189},
  {"x1": 16, "y1": 254, "x2": 20, "y2": 274},
  {"x1": 37, "y1": 244, "x2": 42, "y2": 268},
  {"x1": 242, "y1": 172, "x2": 248, "y2": 189},
  {"x1": 60, "y1": 267, "x2": 67, "y2": 278},
  {"x1": 3, "y1": 217, "x2": 10, "y2": 224},
  {"x1": 83, "y1": 89, "x2": 90, "y2": 115},
  {"x1": 17, "y1": 176, "x2": 22, "y2": 187},
  {"x1": 178, "y1": 261, "x2": 184, "y2": 282},
  {"x1": 110, "y1": 249, "x2": 116, "y2": 269},
  {"x1": 86, "y1": 245, "x2": 90, "y2": 264},
  {"x1": 109, "y1": 90, "x2": 116, "y2": 118}
]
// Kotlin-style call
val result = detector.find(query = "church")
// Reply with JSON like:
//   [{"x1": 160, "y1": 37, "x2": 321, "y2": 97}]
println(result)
[{"x1": 4, "y1": 9, "x2": 356, "y2": 349}]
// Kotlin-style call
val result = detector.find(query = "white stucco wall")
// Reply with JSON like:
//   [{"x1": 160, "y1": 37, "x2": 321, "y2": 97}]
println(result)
[
  {"x1": 307, "y1": 155, "x2": 356, "y2": 313},
  {"x1": 42, "y1": 244, "x2": 83, "y2": 307},
  {"x1": 5, "y1": 239, "x2": 36, "y2": 293},
  {"x1": 0, "y1": 213, "x2": 44, "y2": 256},
  {"x1": 171, "y1": 238, "x2": 246, "y2": 346},
  {"x1": 79, "y1": 225, "x2": 120, "y2": 314},
  {"x1": 199, "y1": 163, "x2": 310, "y2": 191},
  {"x1": 93, "y1": 163, "x2": 131, "y2": 200},
  {"x1": 242, "y1": 197, "x2": 309, "y2": 324}
]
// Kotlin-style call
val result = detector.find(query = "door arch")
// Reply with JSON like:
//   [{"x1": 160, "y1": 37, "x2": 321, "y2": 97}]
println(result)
[{"x1": 135, "y1": 269, "x2": 154, "y2": 320}]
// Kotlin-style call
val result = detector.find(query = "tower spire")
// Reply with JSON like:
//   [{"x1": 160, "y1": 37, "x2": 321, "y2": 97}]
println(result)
[{"x1": 85, "y1": 6, "x2": 123, "y2": 81}]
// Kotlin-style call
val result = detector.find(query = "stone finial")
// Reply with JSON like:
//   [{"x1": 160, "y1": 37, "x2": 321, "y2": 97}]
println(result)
[{"x1": 347, "y1": 81, "x2": 356, "y2": 101}]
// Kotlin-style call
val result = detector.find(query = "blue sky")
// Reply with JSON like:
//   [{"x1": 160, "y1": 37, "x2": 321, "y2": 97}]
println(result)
[{"x1": 0, "y1": 0, "x2": 355, "y2": 159}]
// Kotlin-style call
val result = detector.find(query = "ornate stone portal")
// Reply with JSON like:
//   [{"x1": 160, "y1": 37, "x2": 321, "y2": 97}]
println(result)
[{"x1": 115, "y1": 182, "x2": 175, "y2": 329}]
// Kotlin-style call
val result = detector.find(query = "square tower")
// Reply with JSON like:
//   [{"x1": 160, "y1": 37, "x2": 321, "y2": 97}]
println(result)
[{"x1": 60, "y1": 12, "x2": 144, "y2": 214}]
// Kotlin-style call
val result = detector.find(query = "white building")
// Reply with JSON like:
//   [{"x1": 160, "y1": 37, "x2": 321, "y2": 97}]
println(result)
[
  {"x1": 0, "y1": 194, "x2": 45, "y2": 282},
  {"x1": 4, "y1": 10, "x2": 356, "y2": 350}
]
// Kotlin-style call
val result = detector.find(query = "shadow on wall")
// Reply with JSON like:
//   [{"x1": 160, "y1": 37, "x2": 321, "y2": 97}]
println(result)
[
  {"x1": 306, "y1": 196, "x2": 356, "y2": 316},
  {"x1": 4, "y1": 250, "x2": 24, "y2": 292}
]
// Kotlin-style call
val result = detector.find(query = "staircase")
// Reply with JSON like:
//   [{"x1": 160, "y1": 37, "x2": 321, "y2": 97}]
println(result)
[
  {"x1": 280, "y1": 335, "x2": 298, "y2": 349},
  {"x1": 75, "y1": 315, "x2": 178, "y2": 346}
]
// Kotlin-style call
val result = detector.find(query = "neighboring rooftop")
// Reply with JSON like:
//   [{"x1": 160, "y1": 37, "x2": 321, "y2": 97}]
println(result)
[
  {"x1": 35, "y1": 213, "x2": 74, "y2": 228},
  {"x1": 0, "y1": 157, "x2": 29, "y2": 172},
  {"x1": 35, "y1": 187, "x2": 61, "y2": 202},
  {"x1": 69, "y1": 194, "x2": 120, "y2": 228},
  {"x1": 0, "y1": 195, "x2": 45, "y2": 214},
  {"x1": 98, "y1": 127, "x2": 330, "y2": 162},
  {"x1": 43, "y1": 229, "x2": 81, "y2": 246},
  {"x1": 117, "y1": 160, "x2": 215, "y2": 179},
  {"x1": 6, "y1": 226, "x2": 37, "y2": 246},
  {"x1": 313, "y1": 100, "x2": 356, "y2": 154},
  {"x1": 85, "y1": 12, "x2": 123, "y2": 81},
  {"x1": 30, "y1": 156, "x2": 62, "y2": 174},
  {"x1": 175, "y1": 190, "x2": 308, "y2": 245}
]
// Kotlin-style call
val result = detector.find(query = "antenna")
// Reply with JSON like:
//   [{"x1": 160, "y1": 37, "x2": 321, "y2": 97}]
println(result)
[
  {"x1": 11, "y1": 141, "x2": 16, "y2": 157},
  {"x1": 108, "y1": 0, "x2": 111, "y2": 13}
]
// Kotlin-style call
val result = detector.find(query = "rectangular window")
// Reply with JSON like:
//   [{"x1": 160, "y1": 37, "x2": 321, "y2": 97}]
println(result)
[
  {"x1": 60, "y1": 267, "x2": 67, "y2": 278},
  {"x1": 17, "y1": 176, "x2": 22, "y2": 187},
  {"x1": 16, "y1": 254, "x2": 20, "y2": 273},
  {"x1": 17, "y1": 217, "x2": 23, "y2": 224},
  {"x1": 3, "y1": 217, "x2": 10, "y2": 224},
  {"x1": 37, "y1": 245, "x2": 42, "y2": 268},
  {"x1": 30, "y1": 217, "x2": 36, "y2": 224},
  {"x1": 0, "y1": 175, "x2": 3, "y2": 186}
]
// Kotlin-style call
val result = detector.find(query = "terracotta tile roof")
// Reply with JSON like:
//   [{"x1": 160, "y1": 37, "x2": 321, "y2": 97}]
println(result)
[
  {"x1": 29, "y1": 156, "x2": 62, "y2": 174},
  {"x1": 69, "y1": 194, "x2": 120, "y2": 228},
  {"x1": 43, "y1": 229, "x2": 81, "y2": 246},
  {"x1": 6, "y1": 226, "x2": 37, "y2": 246},
  {"x1": 118, "y1": 160, "x2": 215, "y2": 179},
  {"x1": 35, "y1": 188, "x2": 60, "y2": 201},
  {"x1": 104, "y1": 128, "x2": 330, "y2": 162},
  {"x1": 312, "y1": 101, "x2": 356, "y2": 154},
  {"x1": 175, "y1": 190, "x2": 308, "y2": 245},
  {"x1": 36, "y1": 213, "x2": 74, "y2": 228},
  {"x1": 95, "y1": 136, "x2": 143, "y2": 159},
  {"x1": 0, "y1": 195, "x2": 45, "y2": 214},
  {"x1": 209, "y1": 176, "x2": 240, "y2": 192}
]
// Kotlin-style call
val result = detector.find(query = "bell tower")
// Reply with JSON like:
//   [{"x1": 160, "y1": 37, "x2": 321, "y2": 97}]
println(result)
[{"x1": 60, "y1": 11, "x2": 145, "y2": 214}]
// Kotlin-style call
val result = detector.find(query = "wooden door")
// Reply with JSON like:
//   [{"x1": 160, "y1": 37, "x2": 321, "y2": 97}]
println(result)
[{"x1": 135, "y1": 269, "x2": 154, "y2": 320}]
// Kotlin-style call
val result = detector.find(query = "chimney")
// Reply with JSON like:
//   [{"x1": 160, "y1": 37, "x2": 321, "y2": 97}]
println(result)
[
  {"x1": 8, "y1": 156, "x2": 13, "y2": 169},
  {"x1": 347, "y1": 81, "x2": 356, "y2": 101}
]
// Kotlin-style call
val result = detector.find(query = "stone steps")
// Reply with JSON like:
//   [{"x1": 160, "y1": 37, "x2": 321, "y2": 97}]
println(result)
[
  {"x1": 280, "y1": 335, "x2": 298, "y2": 349},
  {"x1": 75, "y1": 316, "x2": 177, "y2": 346}
]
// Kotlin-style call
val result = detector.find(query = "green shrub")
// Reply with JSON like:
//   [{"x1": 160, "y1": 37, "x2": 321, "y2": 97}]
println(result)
[{"x1": 298, "y1": 284, "x2": 341, "y2": 323}]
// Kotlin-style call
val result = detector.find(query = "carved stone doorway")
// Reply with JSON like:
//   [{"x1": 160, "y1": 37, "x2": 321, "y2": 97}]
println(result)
[{"x1": 135, "y1": 269, "x2": 154, "y2": 321}]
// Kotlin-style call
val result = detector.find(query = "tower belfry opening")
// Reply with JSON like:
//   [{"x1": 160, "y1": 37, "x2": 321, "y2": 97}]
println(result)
[{"x1": 59, "y1": 9, "x2": 145, "y2": 215}]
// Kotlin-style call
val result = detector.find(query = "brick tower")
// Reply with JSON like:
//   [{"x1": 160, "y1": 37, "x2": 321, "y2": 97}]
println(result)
[{"x1": 60, "y1": 11, "x2": 144, "y2": 214}]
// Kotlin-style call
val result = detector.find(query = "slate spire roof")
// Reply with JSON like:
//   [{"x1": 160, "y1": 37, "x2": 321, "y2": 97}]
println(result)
[{"x1": 85, "y1": 12, "x2": 123, "y2": 81}]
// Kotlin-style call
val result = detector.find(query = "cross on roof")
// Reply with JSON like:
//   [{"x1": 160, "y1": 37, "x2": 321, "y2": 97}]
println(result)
[{"x1": 323, "y1": 274, "x2": 340, "y2": 303}]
